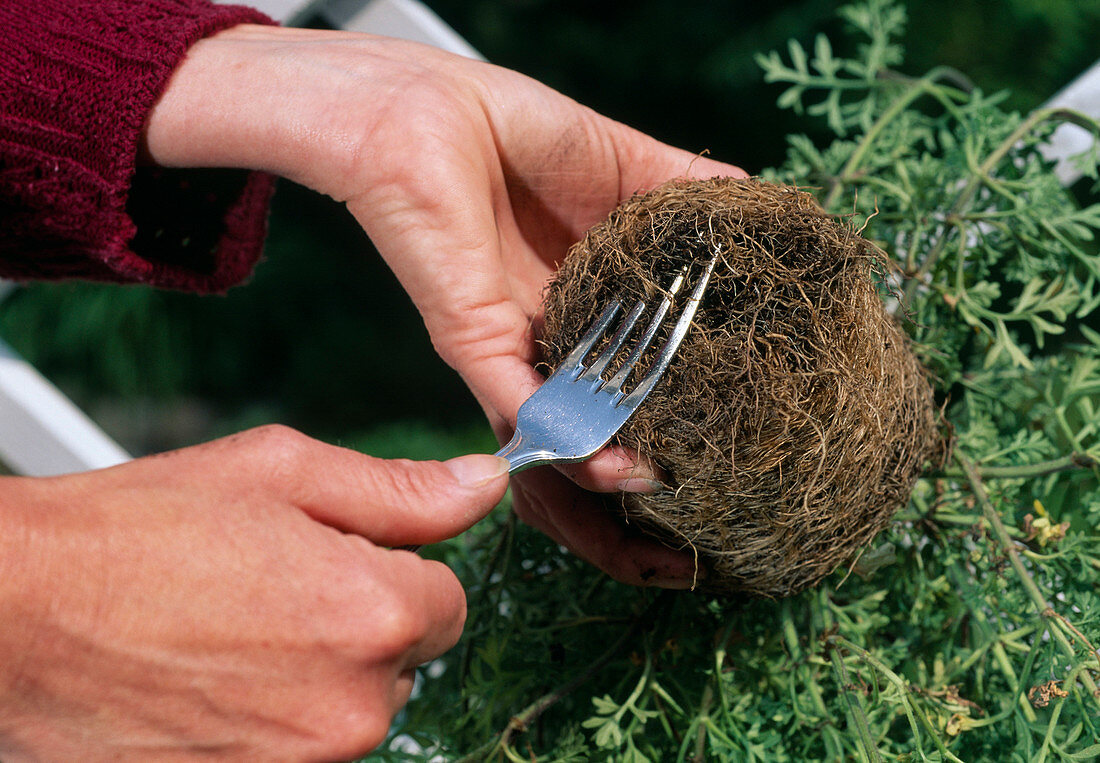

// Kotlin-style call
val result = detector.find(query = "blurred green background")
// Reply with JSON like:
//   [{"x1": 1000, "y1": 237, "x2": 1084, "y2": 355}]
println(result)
[{"x1": 3, "y1": 0, "x2": 1100, "y2": 460}]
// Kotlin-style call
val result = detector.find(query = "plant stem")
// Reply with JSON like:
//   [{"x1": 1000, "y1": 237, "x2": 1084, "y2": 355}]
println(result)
[
  {"x1": 1046, "y1": 609, "x2": 1100, "y2": 662},
  {"x1": 692, "y1": 684, "x2": 713, "y2": 763},
  {"x1": 824, "y1": 67, "x2": 964, "y2": 211},
  {"x1": 827, "y1": 637, "x2": 966, "y2": 763},
  {"x1": 459, "y1": 513, "x2": 515, "y2": 717},
  {"x1": 878, "y1": 66, "x2": 974, "y2": 95},
  {"x1": 1036, "y1": 662, "x2": 1090, "y2": 763},
  {"x1": 458, "y1": 592, "x2": 670, "y2": 763},
  {"x1": 827, "y1": 645, "x2": 883, "y2": 763},
  {"x1": 957, "y1": 454, "x2": 1100, "y2": 708},
  {"x1": 909, "y1": 509, "x2": 1025, "y2": 539},
  {"x1": 781, "y1": 600, "x2": 846, "y2": 759},
  {"x1": 991, "y1": 640, "x2": 1039, "y2": 723},
  {"x1": 932, "y1": 451, "x2": 1100, "y2": 480},
  {"x1": 904, "y1": 107, "x2": 1100, "y2": 304}
]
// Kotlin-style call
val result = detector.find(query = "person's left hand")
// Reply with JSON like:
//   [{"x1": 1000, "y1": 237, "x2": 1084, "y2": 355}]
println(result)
[{"x1": 145, "y1": 26, "x2": 748, "y2": 586}]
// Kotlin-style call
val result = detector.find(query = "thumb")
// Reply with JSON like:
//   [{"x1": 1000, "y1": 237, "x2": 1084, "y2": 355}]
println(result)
[
  {"x1": 609, "y1": 122, "x2": 749, "y2": 195},
  {"x1": 302, "y1": 452, "x2": 511, "y2": 546},
  {"x1": 681, "y1": 152, "x2": 750, "y2": 181},
  {"x1": 189, "y1": 426, "x2": 510, "y2": 546}
]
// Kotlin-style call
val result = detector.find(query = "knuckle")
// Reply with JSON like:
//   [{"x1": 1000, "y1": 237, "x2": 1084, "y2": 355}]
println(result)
[
  {"x1": 427, "y1": 574, "x2": 467, "y2": 634},
  {"x1": 347, "y1": 717, "x2": 392, "y2": 758},
  {"x1": 600, "y1": 553, "x2": 656, "y2": 588},
  {"x1": 244, "y1": 422, "x2": 306, "y2": 450},
  {"x1": 373, "y1": 593, "x2": 429, "y2": 658},
  {"x1": 419, "y1": 559, "x2": 468, "y2": 643},
  {"x1": 241, "y1": 424, "x2": 312, "y2": 477},
  {"x1": 307, "y1": 698, "x2": 393, "y2": 761},
  {"x1": 353, "y1": 560, "x2": 466, "y2": 660},
  {"x1": 604, "y1": 561, "x2": 642, "y2": 587},
  {"x1": 326, "y1": 710, "x2": 393, "y2": 760},
  {"x1": 332, "y1": 567, "x2": 430, "y2": 660}
]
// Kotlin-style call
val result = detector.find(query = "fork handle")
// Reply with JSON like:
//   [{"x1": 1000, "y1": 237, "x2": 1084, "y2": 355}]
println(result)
[{"x1": 494, "y1": 432, "x2": 559, "y2": 474}]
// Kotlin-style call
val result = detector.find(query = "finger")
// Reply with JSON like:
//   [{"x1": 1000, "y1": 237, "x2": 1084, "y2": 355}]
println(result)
[
  {"x1": 379, "y1": 552, "x2": 469, "y2": 667},
  {"x1": 509, "y1": 467, "x2": 704, "y2": 589},
  {"x1": 607, "y1": 120, "x2": 750, "y2": 198},
  {"x1": 196, "y1": 426, "x2": 510, "y2": 546},
  {"x1": 555, "y1": 445, "x2": 665, "y2": 494},
  {"x1": 338, "y1": 547, "x2": 467, "y2": 669},
  {"x1": 301, "y1": 450, "x2": 510, "y2": 545},
  {"x1": 345, "y1": 144, "x2": 557, "y2": 434},
  {"x1": 346, "y1": 133, "x2": 548, "y2": 342},
  {"x1": 391, "y1": 669, "x2": 417, "y2": 713},
  {"x1": 682, "y1": 152, "x2": 751, "y2": 181}
]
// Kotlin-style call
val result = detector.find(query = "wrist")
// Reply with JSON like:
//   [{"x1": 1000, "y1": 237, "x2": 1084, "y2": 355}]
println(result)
[{"x1": 144, "y1": 24, "x2": 303, "y2": 174}]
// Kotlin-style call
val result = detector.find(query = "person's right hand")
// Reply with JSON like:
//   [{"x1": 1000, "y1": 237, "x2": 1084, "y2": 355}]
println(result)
[{"x1": 0, "y1": 425, "x2": 508, "y2": 761}]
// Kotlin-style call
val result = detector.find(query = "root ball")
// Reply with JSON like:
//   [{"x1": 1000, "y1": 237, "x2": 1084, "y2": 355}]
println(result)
[{"x1": 540, "y1": 177, "x2": 940, "y2": 597}]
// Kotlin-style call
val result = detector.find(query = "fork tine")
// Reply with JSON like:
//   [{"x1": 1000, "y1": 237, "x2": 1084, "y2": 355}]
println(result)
[
  {"x1": 603, "y1": 267, "x2": 687, "y2": 393},
  {"x1": 620, "y1": 248, "x2": 721, "y2": 408},
  {"x1": 561, "y1": 296, "x2": 622, "y2": 372},
  {"x1": 579, "y1": 298, "x2": 647, "y2": 382}
]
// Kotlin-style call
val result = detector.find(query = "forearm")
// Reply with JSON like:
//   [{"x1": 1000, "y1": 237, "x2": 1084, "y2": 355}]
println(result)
[{"x1": 143, "y1": 25, "x2": 478, "y2": 200}]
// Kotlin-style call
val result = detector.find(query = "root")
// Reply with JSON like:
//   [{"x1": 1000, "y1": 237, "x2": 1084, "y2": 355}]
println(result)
[{"x1": 540, "y1": 177, "x2": 941, "y2": 597}]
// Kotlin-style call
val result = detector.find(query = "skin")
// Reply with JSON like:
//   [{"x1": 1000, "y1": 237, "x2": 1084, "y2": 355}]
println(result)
[
  {"x1": 0, "y1": 426, "x2": 509, "y2": 760},
  {"x1": 1, "y1": 24, "x2": 747, "y2": 760}
]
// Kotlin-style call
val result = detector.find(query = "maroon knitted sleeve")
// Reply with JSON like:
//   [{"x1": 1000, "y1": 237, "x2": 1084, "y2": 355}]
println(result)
[{"x1": 0, "y1": 0, "x2": 277, "y2": 292}]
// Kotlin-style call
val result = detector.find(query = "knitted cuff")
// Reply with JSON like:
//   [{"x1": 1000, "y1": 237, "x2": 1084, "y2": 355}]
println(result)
[{"x1": 0, "y1": 0, "x2": 277, "y2": 292}]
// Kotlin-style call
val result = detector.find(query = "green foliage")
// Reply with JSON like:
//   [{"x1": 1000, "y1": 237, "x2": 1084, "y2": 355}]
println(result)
[
  {"x1": 3, "y1": 0, "x2": 1098, "y2": 758},
  {"x1": 381, "y1": 2, "x2": 1100, "y2": 760}
]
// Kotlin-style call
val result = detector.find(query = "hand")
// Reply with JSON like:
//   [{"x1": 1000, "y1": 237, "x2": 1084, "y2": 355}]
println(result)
[
  {"x1": 144, "y1": 26, "x2": 747, "y2": 586},
  {"x1": 0, "y1": 426, "x2": 508, "y2": 761}
]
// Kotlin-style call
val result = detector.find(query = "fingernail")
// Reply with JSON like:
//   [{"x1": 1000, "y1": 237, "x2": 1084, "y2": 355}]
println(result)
[
  {"x1": 616, "y1": 477, "x2": 665, "y2": 493},
  {"x1": 608, "y1": 445, "x2": 663, "y2": 484},
  {"x1": 445, "y1": 454, "x2": 510, "y2": 488},
  {"x1": 649, "y1": 567, "x2": 708, "y2": 589},
  {"x1": 642, "y1": 561, "x2": 707, "y2": 589},
  {"x1": 648, "y1": 577, "x2": 696, "y2": 590}
]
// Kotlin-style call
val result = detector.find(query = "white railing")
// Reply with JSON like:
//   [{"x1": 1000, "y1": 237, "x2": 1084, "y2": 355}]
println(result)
[
  {"x1": 0, "y1": 340, "x2": 130, "y2": 475},
  {"x1": 239, "y1": 0, "x2": 480, "y2": 59},
  {"x1": 1040, "y1": 60, "x2": 1100, "y2": 186}
]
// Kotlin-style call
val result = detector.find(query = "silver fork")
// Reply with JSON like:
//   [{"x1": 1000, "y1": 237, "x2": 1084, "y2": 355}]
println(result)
[{"x1": 496, "y1": 248, "x2": 721, "y2": 473}]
